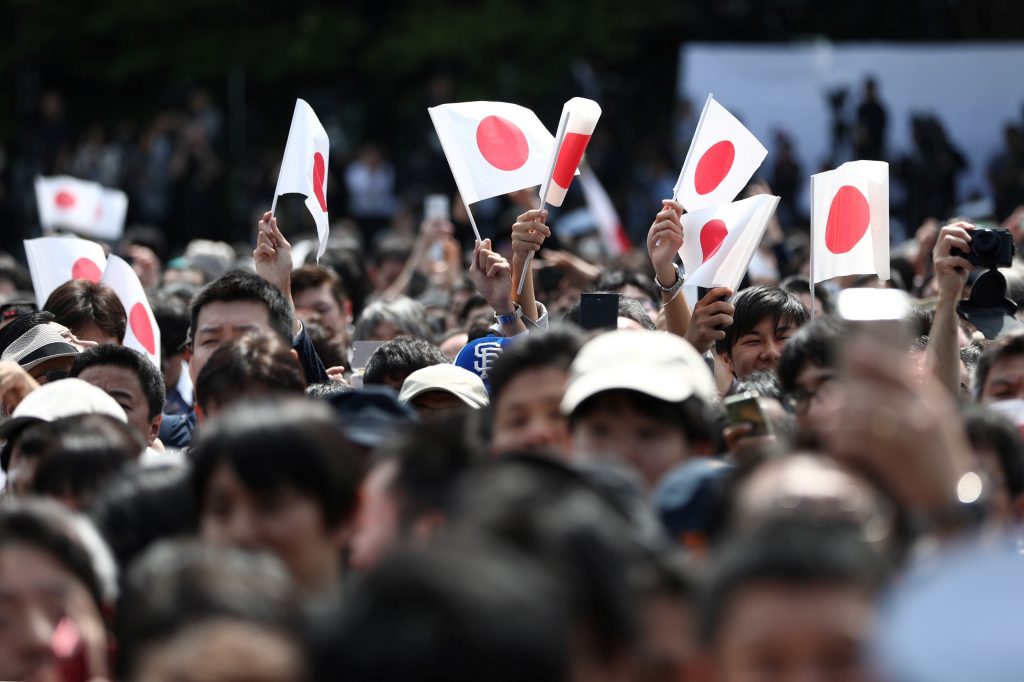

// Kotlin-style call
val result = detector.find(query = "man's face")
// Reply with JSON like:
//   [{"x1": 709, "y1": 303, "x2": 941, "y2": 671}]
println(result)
[
  {"x1": 189, "y1": 301, "x2": 275, "y2": 385},
  {"x1": 349, "y1": 461, "x2": 402, "y2": 572},
  {"x1": 572, "y1": 394, "x2": 691, "y2": 485},
  {"x1": 76, "y1": 364, "x2": 160, "y2": 445},
  {"x1": 410, "y1": 390, "x2": 465, "y2": 416},
  {"x1": 294, "y1": 284, "x2": 348, "y2": 342},
  {"x1": 724, "y1": 316, "x2": 798, "y2": 379},
  {"x1": 0, "y1": 544, "x2": 108, "y2": 682},
  {"x1": 714, "y1": 583, "x2": 875, "y2": 682},
  {"x1": 789, "y1": 363, "x2": 838, "y2": 436},
  {"x1": 200, "y1": 463, "x2": 342, "y2": 595},
  {"x1": 980, "y1": 354, "x2": 1024, "y2": 403},
  {"x1": 492, "y1": 367, "x2": 570, "y2": 456}
]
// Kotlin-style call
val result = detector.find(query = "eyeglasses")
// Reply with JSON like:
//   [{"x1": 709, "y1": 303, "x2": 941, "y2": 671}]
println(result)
[{"x1": 785, "y1": 375, "x2": 836, "y2": 414}]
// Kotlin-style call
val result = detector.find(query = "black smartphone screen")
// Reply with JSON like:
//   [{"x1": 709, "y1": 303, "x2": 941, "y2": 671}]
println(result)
[{"x1": 580, "y1": 293, "x2": 619, "y2": 331}]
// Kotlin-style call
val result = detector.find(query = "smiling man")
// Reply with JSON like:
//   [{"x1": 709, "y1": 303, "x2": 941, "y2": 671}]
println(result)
[{"x1": 717, "y1": 286, "x2": 809, "y2": 381}]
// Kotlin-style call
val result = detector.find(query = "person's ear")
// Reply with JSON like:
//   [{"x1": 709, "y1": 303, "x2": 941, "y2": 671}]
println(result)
[
  {"x1": 720, "y1": 350, "x2": 734, "y2": 376},
  {"x1": 289, "y1": 348, "x2": 300, "y2": 364},
  {"x1": 149, "y1": 414, "x2": 163, "y2": 446}
]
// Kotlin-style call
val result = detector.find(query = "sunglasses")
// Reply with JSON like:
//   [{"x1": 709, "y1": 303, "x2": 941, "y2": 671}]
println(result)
[{"x1": 0, "y1": 303, "x2": 38, "y2": 320}]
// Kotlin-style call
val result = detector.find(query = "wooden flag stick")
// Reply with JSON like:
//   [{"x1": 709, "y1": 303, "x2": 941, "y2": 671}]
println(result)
[{"x1": 463, "y1": 197, "x2": 482, "y2": 243}]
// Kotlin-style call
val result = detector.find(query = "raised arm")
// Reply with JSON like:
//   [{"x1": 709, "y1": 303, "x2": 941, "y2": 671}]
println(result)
[
  {"x1": 647, "y1": 199, "x2": 691, "y2": 337},
  {"x1": 926, "y1": 221, "x2": 974, "y2": 395}
]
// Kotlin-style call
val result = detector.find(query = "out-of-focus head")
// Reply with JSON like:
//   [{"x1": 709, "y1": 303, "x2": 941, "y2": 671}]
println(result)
[
  {"x1": 778, "y1": 316, "x2": 845, "y2": 435},
  {"x1": 194, "y1": 333, "x2": 305, "y2": 417},
  {"x1": 0, "y1": 499, "x2": 115, "y2": 682},
  {"x1": 962, "y1": 405, "x2": 1024, "y2": 524},
  {"x1": 187, "y1": 270, "x2": 294, "y2": 385},
  {"x1": 117, "y1": 540, "x2": 305, "y2": 682},
  {"x1": 353, "y1": 296, "x2": 432, "y2": 342},
  {"x1": 362, "y1": 336, "x2": 448, "y2": 390},
  {"x1": 71, "y1": 344, "x2": 166, "y2": 445},
  {"x1": 718, "y1": 286, "x2": 809, "y2": 379},
  {"x1": 974, "y1": 330, "x2": 1024, "y2": 403},
  {"x1": 291, "y1": 264, "x2": 350, "y2": 341},
  {"x1": 398, "y1": 364, "x2": 489, "y2": 415},
  {"x1": 44, "y1": 279, "x2": 127, "y2": 345},
  {"x1": 190, "y1": 399, "x2": 359, "y2": 595},
  {"x1": 0, "y1": 319, "x2": 81, "y2": 389}
]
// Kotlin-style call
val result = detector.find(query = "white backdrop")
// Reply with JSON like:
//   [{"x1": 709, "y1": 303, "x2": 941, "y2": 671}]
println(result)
[{"x1": 678, "y1": 42, "x2": 1024, "y2": 212}]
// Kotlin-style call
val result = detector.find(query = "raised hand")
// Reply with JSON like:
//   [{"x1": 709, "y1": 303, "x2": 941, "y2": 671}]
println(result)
[
  {"x1": 254, "y1": 211, "x2": 294, "y2": 301},
  {"x1": 684, "y1": 286, "x2": 735, "y2": 354},
  {"x1": 647, "y1": 199, "x2": 684, "y2": 286},
  {"x1": 511, "y1": 209, "x2": 551, "y2": 259}
]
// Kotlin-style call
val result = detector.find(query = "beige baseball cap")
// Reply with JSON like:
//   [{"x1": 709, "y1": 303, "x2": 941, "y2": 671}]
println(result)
[
  {"x1": 561, "y1": 330, "x2": 716, "y2": 415},
  {"x1": 398, "y1": 364, "x2": 489, "y2": 409}
]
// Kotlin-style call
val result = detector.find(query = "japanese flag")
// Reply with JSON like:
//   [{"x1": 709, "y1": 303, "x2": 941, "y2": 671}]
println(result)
[
  {"x1": 811, "y1": 161, "x2": 889, "y2": 284},
  {"x1": 24, "y1": 237, "x2": 108, "y2": 308},
  {"x1": 35, "y1": 176, "x2": 103, "y2": 233},
  {"x1": 273, "y1": 99, "x2": 330, "y2": 261},
  {"x1": 673, "y1": 95, "x2": 768, "y2": 212},
  {"x1": 679, "y1": 194, "x2": 781, "y2": 291},
  {"x1": 577, "y1": 165, "x2": 631, "y2": 257},
  {"x1": 102, "y1": 255, "x2": 161, "y2": 367},
  {"x1": 91, "y1": 189, "x2": 129, "y2": 241},
  {"x1": 428, "y1": 101, "x2": 558, "y2": 204},
  {"x1": 540, "y1": 98, "x2": 601, "y2": 207}
]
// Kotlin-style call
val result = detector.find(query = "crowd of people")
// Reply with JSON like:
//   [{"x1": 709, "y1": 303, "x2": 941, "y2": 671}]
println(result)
[{"x1": 0, "y1": 74, "x2": 1023, "y2": 681}]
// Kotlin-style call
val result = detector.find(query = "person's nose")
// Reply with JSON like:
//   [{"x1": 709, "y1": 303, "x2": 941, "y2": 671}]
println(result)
[
  {"x1": 522, "y1": 416, "x2": 563, "y2": 449},
  {"x1": 224, "y1": 507, "x2": 261, "y2": 550},
  {"x1": 762, "y1": 338, "x2": 782, "y2": 364}
]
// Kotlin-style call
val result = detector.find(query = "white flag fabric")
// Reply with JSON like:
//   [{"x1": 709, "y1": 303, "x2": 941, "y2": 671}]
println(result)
[
  {"x1": 101, "y1": 255, "x2": 161, "y2": 367},
  {"x1": 540, "y1": 98, "x2": 601, "y2": 207},
  {"x1": 428, "y1": 101, "x2": 559, "y2": 204},
  {"x1": 810, "y1": 160, "x2": 889, "y2": 284},
  {"x1": 35, "y1": 176, "x2": 103, "y2": 233},
  {"x1": 679, "y1": 194, "x2": 781, "y2": 291},
  {"x1": 673, "y1": 95, "x2": 768, "y2": 212},
  {"x1": 577, "y1": 166, "x2": 631, "y2": 257},
  {"x1": 24, "y1": 237, "x2": 108, "y2": 308},
  {"x1": 92, "y1": 189, "x2": 129, "y2": 241},
  {"x1": 273, "y1": 99, "x2": 331, "y2": 260}
]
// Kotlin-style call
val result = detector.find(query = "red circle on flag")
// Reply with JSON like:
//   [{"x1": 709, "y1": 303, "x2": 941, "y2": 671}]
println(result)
[
  {"x1": 55, "y1": 191, "x2": 76, "y2": 209},
  {"x1": 700, "y1": 219, "x2": 728, "y2": 263},
  {"x1": 129, "y1": 303, "x2": 157, "y2": 355},
  {"x1": 312, "y1": 152, "x2": 328, "y2": 212},
  {"x1": 825, "y1": 185, "x2": 871, "y2": 254},
  {"x1": 694, "y1": 141, "x2": 735, "y2": 195},
  {"x1": 71, "y1": 258, "x2": 102, "y2": 283},
  {"x1": 476, "y1": 116, "x2": 530, "y2": 171}
]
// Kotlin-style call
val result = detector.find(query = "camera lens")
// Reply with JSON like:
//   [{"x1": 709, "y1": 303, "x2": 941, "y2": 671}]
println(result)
[{"x1": 972, "y1": 230, "x2": 997, "y2": 259}]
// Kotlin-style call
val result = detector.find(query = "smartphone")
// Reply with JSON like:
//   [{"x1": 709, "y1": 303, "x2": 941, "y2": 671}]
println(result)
[
  {"x1": 697, "y1": 286, "x2": 732, "y2": 331},
  {"x1": 579, "y1": 292, "x2": 620, "y2": 331},
  {"x1": 424, "y1": 194, "x2": 450, "y2": 221},
  {"x1": 350, "y1": 340, "x2": 385, "y2": 371},
  {"x1": 723, "y1": 390, "x2": 773, "y2": 437}
]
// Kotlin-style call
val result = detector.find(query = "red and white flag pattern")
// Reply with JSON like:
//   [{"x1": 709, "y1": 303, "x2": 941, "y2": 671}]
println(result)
[
  {"x1": 35, "y1": 176, "x2": 103, "y2": 234},
  {"x1": 273, "y1": 99, "x2": 331, "y2": 261},
  {"x1": 93, "y1": 188, "x2": 129, "y2": 241},
  {"x1": 679, "y1": 194, "x2": 781, "y2": 291},
  {"x1": 428, "y1": 101, "x2": 558, "y2": 204},
  {"x1": 577, "y1": 165, "x2": 631, "y2": 257},
  {"x1": 101, "y1": 255, "x2": 161, "y2": 367},
  {"x1": 24, "y1": 237, "x2": 108, "y2": 309},
  {"x1": 673, "y1": 95, "x2": 768, "y2": 212},
  {"x1": 810, "y1": 160, "x2": 889, "y2": 284},
  {"x1": 540, "y1": 97, "x2": 601, "y2": 207}
]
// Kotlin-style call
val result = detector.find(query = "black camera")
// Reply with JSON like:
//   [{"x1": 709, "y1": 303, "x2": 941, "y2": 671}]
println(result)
[{"x1": 953, "y1": 228, "x2": 1015, "y2": 269}]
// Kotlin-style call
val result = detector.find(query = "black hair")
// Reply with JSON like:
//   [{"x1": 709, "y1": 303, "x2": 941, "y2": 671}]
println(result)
[
  {"x1": 362, "y1": 336, "x2": 448, "y2": 388},
  {"x1": 962, "y1": 405, "x2": 1024, "y2": 498},
  {"x1": 563, "y1": 293, "x2": 657, "y2": 331},
  {"x1": 779, "y1": 275, "x2": 834, "y2": 315},
  {"x1": 593, "y1": 270, "x2": 660, "y2": 309},
  {"x1": 973, "y1": 330, "x2": 1024, "y2": 401},
  {"x1": 488, "y1": 326, "x2": 586, "y2": 407},
  {"x1": 304, "y1": 320, "x2": 348, "y2": 370},
  {"x1": 88, "y1": 466, "x2": 196, "y2": 572},
  {"x1": 30, "y1": 415, "x2": 143, "y2": 506},
  {"x1": 730, "y1": 369, "x2": 783, "y2": 402},
  {"x1": 189, "y1": 270, "x2": 294, "y2": 347},
  {"x1": 291, "y1": 264, "x2": 349, "y2": 307},
  {"x1": 716, "y1": 285, "x2": 809, "y2": 357},
  {"x1": 457, "y1": 294, "x2": 489, "y2": 326},
  {"x1": 306, "y1": 381, "x2": 355, "y2": 401},
  {"x1": 116, "y1": 540, "x2": 300, "y2": 678},
  {"x1": 316, "y1": 540, "x2": 569, "y2": 682},
  {"x1": 70, "y1": 344, "x2": 166, "y2": 419},
  {"x1": 194, "y1": 334, "x2": 306, "y2": 411},
  {"x1": 190, "y1": 399, "x2": 360, "y2": 529},
  {"x1": 151, "y1": 292, "x2": 191, "y2": 359},
  {"x1": 374, "y1": 412, "x2": 481, "y2": 527},
  {"x1": 776, "y1": 315, "x2": 845, "y2": 393},
  {"x1": 44, "y1": 279, "x2": 127, "y2": 342},
  {"x1": 449, "y1": 455, "x2": 645, "y2": 664},
  {"x1": 0, "y1": 499, "x2": 105, "y2": 612},
  {"x1": 570, "y1": 390, "x2": 711, "y2": 445},
  {"x1": 701, "y1": 516, "x2": 887, "y2": 644}
]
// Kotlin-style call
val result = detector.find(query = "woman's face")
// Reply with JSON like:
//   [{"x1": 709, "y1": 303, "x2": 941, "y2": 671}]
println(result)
[
  {"x1": 200, "y1": 463, "x2": 344, "y2": 595},
  {"x1": 0, "y1": 544, "x2": 108, "y2": 682}
]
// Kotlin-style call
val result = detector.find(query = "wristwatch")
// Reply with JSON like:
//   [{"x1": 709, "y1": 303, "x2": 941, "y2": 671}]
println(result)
[
  {"x1": 495, "y1": 303, "x2": 524, "y2": 326},
  {"x1": 655, "y1": 262, "x2": 685, "y2": 297}
]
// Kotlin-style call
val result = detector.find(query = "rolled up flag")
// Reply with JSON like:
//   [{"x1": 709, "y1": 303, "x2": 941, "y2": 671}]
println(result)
[{"x1": 540, "y1": 97, "x2": 601, "y2": 207}]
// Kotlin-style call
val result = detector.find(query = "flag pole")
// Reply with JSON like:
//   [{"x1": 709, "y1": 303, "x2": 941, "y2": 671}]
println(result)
[
  {"x1": 270, "y1": 194, "x2": 279, "y2": 219},
  {"x1": 515, "y1": 193, "x2": 545, "y2": 296},
  {"x1": 463, "y1": 197, "x2": 482, "y2": 243},
  {"x1": 809, "y1": 174, "x2": 816, "y2": 318}
]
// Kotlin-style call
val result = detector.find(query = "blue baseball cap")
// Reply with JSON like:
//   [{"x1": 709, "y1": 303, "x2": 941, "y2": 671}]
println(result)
[{"x1": 454, "y1": 335, "x2": 513, "y2": 393}]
